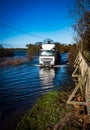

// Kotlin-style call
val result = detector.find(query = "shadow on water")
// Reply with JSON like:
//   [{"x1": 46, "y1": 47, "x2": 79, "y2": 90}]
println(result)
[{"x1": 0, "y1": 53, "x2": 73, "y2": 130}]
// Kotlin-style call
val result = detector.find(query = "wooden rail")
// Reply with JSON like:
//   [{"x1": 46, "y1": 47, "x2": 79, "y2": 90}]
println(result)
[{"x1": 67, "y1": 52, "x2": 90, "y2": 121}]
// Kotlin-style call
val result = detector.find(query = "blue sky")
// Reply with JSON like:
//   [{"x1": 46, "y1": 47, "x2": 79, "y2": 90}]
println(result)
[{"x1": 0, "y1": 0, "x2": 74, "y2": 48}]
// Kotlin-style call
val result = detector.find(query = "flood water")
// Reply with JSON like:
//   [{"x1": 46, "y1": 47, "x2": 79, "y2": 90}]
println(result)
[{"x1": 0, "y1": 51, "x2": 73, "y2": 130}]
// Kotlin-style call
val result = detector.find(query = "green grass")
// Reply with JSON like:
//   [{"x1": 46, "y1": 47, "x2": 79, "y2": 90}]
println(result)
[{"x1": 16, "y1": 91, "x2": 82, "y2": 130}]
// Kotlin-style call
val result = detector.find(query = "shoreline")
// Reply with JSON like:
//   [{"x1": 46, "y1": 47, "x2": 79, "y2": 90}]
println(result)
[{"x1": 0, "y1": 57, "x2": 31, "y2": 67}]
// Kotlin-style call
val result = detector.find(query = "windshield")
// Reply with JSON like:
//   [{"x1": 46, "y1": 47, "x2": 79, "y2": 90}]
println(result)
[{"x1": 40, "y1": 50, "x2": 54, "y2": 56}]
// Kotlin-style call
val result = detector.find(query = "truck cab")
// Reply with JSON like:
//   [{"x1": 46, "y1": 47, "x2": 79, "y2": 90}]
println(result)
[{"x1": 39, "y1": 44, "x2": 56, "y2": 67}]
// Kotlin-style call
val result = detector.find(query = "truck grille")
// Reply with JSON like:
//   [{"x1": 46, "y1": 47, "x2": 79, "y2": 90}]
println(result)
[
  {"x1": 41, "y1": 58, "x2": 53, "y2": 61},
  {"x1": 43, "y1": 61, "x2": 50, "y2": 65}
]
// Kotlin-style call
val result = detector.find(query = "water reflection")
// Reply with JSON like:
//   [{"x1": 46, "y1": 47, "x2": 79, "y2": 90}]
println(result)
[
  {"x1": 39, "y1": 64, "x2": 72, "y2": 91},
  {"x1": 39, "y1": 68, "x2": 55, "y2": 88}
]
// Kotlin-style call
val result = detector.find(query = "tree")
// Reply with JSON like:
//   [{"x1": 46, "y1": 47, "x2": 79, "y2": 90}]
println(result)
[
  {"x1": 70, "y1": 0, "x2": 90, "y2": 55},
  {"x1": 26, "y1": 43, "x2": 41, "y2": 58},
  {"x1": 43, "y1": 39, "x2": 54, "y2": 44}
]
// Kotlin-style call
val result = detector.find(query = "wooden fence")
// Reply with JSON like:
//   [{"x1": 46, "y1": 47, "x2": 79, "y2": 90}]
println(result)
[{"x1": 67, "y1": 51, "x2": 90, "y2": 121}]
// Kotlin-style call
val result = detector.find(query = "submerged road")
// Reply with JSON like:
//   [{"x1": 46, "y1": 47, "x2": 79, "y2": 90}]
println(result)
[{"x1": 0, "y1": 53, "x2": 73, "y2": 130}]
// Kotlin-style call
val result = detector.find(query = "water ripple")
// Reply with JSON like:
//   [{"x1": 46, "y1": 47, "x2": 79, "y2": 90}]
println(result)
[{"x1": 0, "y1": 53, "x2": 73, "y2": 130}]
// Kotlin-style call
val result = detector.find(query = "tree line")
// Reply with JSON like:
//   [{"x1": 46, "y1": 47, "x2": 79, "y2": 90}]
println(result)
[
  {"x1": 26, "y1": 41, "x2": 76, "y2": 60},
  {"x1": 0, "y1": 42, "x2": 76, "y2": 59},
  {"x1": 0, "y1": 45, "x2": 14, "y2": 58}
]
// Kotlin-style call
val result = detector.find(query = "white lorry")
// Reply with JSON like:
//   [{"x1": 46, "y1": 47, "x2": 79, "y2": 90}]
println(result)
[{"x1": 39, "y1": 44, "x2": 59, "y2": 67}]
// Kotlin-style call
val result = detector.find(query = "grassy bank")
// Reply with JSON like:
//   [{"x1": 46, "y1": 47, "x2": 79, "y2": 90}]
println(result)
[{"x1": 16, "y1": 91, "x2": 88, "y2": 130}]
